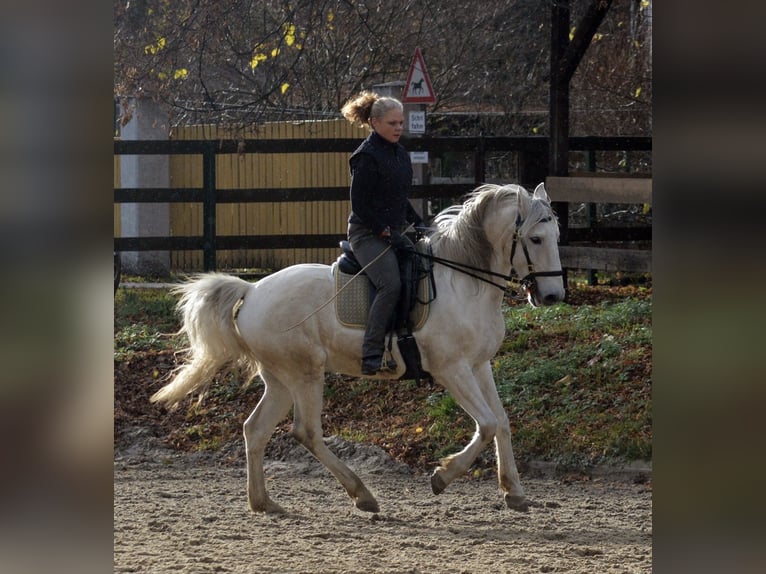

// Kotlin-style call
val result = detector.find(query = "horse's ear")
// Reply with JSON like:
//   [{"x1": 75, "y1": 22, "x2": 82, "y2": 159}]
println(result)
[{"x1": 533, "y1": 182, "x2": 549, "y2": 202}]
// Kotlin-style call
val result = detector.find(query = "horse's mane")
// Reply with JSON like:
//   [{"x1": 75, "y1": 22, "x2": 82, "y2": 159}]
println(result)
[{"x1": 428, "y1": 184, "x2": 557, "y2": 285}]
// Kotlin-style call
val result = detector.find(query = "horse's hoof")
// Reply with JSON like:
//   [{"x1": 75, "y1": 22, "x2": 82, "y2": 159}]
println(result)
[
  {"x1": 355, "y1": 497, "x2": 380, "y2": 513},
  {"x1": 430, "y1": 471, "x2": 447, "y2": 495},
  {"x1": 250, "y1": 500, "x2": 286, "y2": 514},
  {"x1": 504, "y1": 493, "x2": 530, "y2": 513}
]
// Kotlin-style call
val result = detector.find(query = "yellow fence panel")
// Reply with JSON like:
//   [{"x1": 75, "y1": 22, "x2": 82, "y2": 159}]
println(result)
[{"x1": 167, "y1": 119, "x2": 367, "y2": 272}]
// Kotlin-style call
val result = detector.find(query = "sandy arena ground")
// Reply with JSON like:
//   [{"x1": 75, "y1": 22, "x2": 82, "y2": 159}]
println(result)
[{"x1": 114, "y1": 436, "x2": 651, "y2": 573}]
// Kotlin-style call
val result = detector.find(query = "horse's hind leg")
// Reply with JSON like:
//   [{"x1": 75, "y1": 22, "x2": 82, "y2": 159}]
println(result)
[
  {"x1": 243, "y1": 370, "x2": 293, "y2": 514},
  {"x1": 291, "y1": 377, "x2": 380, "y2": 513}
]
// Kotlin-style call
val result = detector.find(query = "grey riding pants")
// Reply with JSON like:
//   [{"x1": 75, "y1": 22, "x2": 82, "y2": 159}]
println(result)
[{"x1": 348, "y1": 222, "x2": 401, "y2": 360}]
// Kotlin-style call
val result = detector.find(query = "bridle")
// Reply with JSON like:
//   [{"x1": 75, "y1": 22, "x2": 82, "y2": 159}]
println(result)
[
  {"x1": 508, "y1": 215, "x2": 565, "y2": 300},
  {"x1": 417, "y1": 214, "x2": 564, "y2": 301}
]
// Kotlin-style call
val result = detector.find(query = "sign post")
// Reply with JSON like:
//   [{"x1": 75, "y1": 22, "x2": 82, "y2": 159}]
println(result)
[{"x1": 401, "y1": 48, "x2": 436, "y2": 212}]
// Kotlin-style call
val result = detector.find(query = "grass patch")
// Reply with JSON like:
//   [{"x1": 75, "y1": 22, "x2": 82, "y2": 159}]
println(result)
[
  {"x1": 494, "y1": 297, "x2": 652, "y2": 467},
  {"x1": 115, "y1": 287, "x2": 180, "y2": 332},
  {"x1": 114, "y1": 288, "x2": 185, "y2": 361}
]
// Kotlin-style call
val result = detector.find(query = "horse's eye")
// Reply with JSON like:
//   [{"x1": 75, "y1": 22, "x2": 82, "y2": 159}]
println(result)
[{"x1": 529, "y1": 236, "x2": 542, "y2": 245}]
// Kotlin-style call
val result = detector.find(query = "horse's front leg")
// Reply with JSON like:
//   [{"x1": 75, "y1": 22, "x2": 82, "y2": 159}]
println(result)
[
  {"x1": 473, "y1": 361, "x2": 528, "y2": 512},
  {"x1": 429, "y1": 363, "x2": 498, "y2": 496}
]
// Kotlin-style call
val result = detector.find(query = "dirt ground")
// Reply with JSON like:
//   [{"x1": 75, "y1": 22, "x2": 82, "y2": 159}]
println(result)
[{"x1": 114, "y1": 435, "x2": 652, "y2": 574}]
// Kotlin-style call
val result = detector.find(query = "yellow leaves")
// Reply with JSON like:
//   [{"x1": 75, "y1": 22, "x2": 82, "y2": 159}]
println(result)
[
  {"x1": 283, "y1": 23, "x2": 296, "y2": 46},
  {"x1": 157, "y1": 68, "x2": 188, "y2": 81},
  {"x1": 250, "y1": 22, "x2": 302, "y2": 72},
  {"x1": 642, "y1": 203, "x2": 651, "y2": 215},
  {"x1": 280, "y1": 83, "x2": 290, "y2": 94},
  {"x1": 250, "y1": 53, "x2": 268, "y2": 70},
  {"x1": 569, "y1": 26, "x2": 576, "y2": 42},
  {"x1": 327, "y1": 9, "x2": 335, "y2": 30},
  {"x1": 144, "y1": 37, "x2": 166, "y2": 55},
  {"x1": 640, "y1": 0, "x2": 650, "y2": 9},
  {"x1": 284, "y1": 23, "x2": 303, "y2": 49},
  {"x1": 634, "y1": 86, "x2": 642, "y2": 98}
]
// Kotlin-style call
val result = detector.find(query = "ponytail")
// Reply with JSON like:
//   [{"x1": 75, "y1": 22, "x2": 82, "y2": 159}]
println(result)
[{"x1": 341, "y1": 91, "x2": 403, "y2": 129}]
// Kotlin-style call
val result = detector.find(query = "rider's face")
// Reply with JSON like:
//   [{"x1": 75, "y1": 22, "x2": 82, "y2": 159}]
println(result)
[{"x1": 371, "y1": 109, "x2": 405, "y2": 144}]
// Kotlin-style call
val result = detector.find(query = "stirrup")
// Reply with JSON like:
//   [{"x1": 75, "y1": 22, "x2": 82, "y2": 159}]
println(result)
[{"x1": 361, "y1": 356, "x2": 398, "y2": 375}]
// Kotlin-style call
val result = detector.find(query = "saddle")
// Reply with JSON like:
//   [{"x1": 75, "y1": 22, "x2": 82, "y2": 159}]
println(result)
[{"x1": 333, "y1": 239, "x2": 435, "y2": 381}]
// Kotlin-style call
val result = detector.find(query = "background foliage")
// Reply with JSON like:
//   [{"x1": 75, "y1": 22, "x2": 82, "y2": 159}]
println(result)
[{"x1": 114, "y1": 0, "x2": 652, "y2": 136}]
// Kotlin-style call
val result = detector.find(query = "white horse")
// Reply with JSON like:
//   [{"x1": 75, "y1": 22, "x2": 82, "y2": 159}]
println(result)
[{"x1": 151, "y1": 183, "x2": 565, "y2": 514}]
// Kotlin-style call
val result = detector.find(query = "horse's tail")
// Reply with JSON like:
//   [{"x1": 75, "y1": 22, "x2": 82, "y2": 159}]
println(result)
[{"x1": 150, "y1": 273, "x2": 259, "y2": 408}]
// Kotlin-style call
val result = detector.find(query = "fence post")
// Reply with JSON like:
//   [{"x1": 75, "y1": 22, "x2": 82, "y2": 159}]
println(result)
[
  {"x1": 202, "y1": 141, "x2": 217, "y2": 271},
  {"x1": 585, "y1": 150, "x2": 597, "y2": 285},
  {"x1": 550, "y1": 0, "x2": 570, "y2": 245},
  {"x1": 518, "y1": 147, "x2": 549, "y2": 190}
]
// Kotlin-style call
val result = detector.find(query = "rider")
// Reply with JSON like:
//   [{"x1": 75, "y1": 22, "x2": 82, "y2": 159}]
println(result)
[{"x1": 340, "y1": 91, "x2": 424, "y2": 376}]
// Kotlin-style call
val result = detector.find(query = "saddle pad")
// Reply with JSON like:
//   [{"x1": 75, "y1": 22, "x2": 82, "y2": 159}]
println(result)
[
  {"x1": 333, "y1": 259, "x2": 433, "y2": 331},
  {"x1": 334, "y1": 269, "x2": 371, "y2": 327}
]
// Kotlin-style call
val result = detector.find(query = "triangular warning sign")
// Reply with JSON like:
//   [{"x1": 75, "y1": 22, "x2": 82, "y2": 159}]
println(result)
[{"x1": 402, "y1": 48, "x2": 436, "y2": 104}]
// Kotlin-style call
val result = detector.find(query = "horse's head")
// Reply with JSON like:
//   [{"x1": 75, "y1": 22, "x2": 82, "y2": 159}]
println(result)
[{"x1": 511, "y1": 183, "x2": 566, "y2": 306}]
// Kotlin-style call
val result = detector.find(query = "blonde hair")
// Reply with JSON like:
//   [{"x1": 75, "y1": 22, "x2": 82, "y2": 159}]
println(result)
[{"x1": 341, "y1": 91, "x2": 403, "y2": 129}]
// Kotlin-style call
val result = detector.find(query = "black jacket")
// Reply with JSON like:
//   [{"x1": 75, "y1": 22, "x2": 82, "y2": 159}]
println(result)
[{"x1": 348, "y1": 131, "x2": 421, "y2": 236}]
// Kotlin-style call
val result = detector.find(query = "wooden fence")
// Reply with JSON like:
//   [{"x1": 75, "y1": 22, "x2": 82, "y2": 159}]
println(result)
[
  {"x1": 546, "y1": 175, "x2": 652, "y2": 273},
  {"x1": 114, "y1": 121, "x2": 651, "y2": 274}
]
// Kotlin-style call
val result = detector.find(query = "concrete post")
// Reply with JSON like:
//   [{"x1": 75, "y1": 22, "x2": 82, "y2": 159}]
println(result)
[{"x1": 118, "y1": 97, "x2": 171, "y2": 277}]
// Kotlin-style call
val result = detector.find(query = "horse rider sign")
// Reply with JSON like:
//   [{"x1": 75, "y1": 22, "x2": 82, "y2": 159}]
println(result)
[{"x1": 402, "y1": 47, "x2": 436, "y2": 104}]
